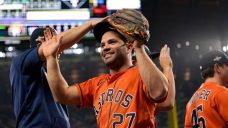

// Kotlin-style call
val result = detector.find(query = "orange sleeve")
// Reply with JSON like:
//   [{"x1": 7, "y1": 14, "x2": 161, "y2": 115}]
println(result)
[
  {"x1": 184, "y1": 102, "x2": 192, "y2": 128},
  {"x1": 214, "y1": 89, "x2": 228, "y2": 123},
  {"x1": 132, "y1": 66, "x2": 166, "y2": 103},
  {"x1": 141, "y1": 78, "x2": 167, "y2": 103},
  {"x1": 75, "y1": 79, "x2": 95, "y2": 108}
]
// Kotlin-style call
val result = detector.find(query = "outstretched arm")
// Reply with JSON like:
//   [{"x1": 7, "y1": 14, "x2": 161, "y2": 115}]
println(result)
[
  {"x1": 156, "y1": 45, "x2": 175, "y2": 111},
  {"x1": 133, "y1": 41, "x2": 168, "y2": 102},
  {"x1": 37, "y1": 17, "x2": 108, "y2": 59},
  {"x1": 58, "y1": 17, "x2": 108, "y2": 52},
  {"x1": 42, "y1": 28, "x2": 80, "y2": 106}
]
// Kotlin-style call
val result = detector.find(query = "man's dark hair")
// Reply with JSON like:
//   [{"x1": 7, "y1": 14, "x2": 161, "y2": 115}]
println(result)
[
  {"x1": 201, "y1": 66, "x2": 214, "y2": 80},
  {"x1": 201, "y1": 63, "x2": 225, "y2": 80},
  {"x1": 30, "y1": 27, "x2": 45, "y2": 48},
  {"x1": 113, "y1": 30, "x2": 128, "y2": 43},
  {"x1": 93, "y1": 22, "x2": 127, "y2": 43}
]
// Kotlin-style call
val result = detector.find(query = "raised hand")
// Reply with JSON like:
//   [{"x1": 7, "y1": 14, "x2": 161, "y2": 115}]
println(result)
[
  {"x1": 159, "y1": 44, "x2": 173, "y2": 69},
  {"x1": 132, "y1": 39, "x2": 144, "y2": 49},
  {"x1": 42, "y1": 27, "x2": 63, "y2": 59}
]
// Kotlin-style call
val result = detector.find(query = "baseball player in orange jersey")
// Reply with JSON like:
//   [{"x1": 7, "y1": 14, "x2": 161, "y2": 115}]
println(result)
[
  {"x1": 42, "y1": 20, "x2": 169, "y2": 127},
  {"x1": 185, "y1": 50, "x2": 228, "y2": 128}
]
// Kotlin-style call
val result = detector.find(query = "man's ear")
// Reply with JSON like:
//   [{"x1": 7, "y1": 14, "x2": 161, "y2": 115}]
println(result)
[
  {"x1": 126, "y1": 43, "x2": 133, "y2": 53},
  {"x1": 214, "y1": 63, "x2": 222, "y2": 74}
]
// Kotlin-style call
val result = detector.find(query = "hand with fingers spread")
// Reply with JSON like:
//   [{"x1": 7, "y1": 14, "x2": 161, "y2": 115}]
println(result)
[
  {"x1": 42, "y1": 27, "x2": 63, "y2": 59},
  {"x1": 159, "y1": 44, "x2": 173, "y2": 70}
]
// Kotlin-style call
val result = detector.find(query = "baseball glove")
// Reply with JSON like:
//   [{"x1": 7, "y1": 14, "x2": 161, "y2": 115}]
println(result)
[{"x1": 107, "y1": 9, "x2": 150, "y2": 43}]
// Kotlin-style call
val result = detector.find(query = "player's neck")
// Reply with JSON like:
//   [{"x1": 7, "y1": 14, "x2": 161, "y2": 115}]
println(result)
[
  {"x1": 205, "y1": 77, "x2": 224, "y2": 87},
  {"x1": 109, "y1": 64, "x2": 133, "y2": 75}
]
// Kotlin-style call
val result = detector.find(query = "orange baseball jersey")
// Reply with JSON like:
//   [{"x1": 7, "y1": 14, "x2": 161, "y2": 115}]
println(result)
[
  {"x1": 185, "y1": 82, "x2": 228, "y2": 128},
  {"x1": 75, "y1": 66, "x2": 161, "y2": 128}
]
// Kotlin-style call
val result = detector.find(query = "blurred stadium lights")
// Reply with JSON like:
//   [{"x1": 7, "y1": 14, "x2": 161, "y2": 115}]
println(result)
[
  {"x1": 74, "y1": 48, "x2": 84, "y2": 54},
  {"x1": 0, "y1": 0, "x2": 140, "y2": 44},
  {"x1": 195, "y1": 45, "x2": 199, "y2": 50},
  {"x1": 0, "y1": 0, "x2": 4, "y2": 4},
  {"x1": 71, "y1": 0, "x2": 79, "y2": 8},
  {"x1": 209, "y1": 46, "x2": 213, "y2": 51},
  {"x1": 222, "y1": 45, "x2": 226, "y2": 52},
  {"x1": 107, "y1": 0, "x2": 141, "y2": 10},
  {"x1": 0, "y1": 0, "x2": 225, "y2": 58},
  {"x1": 8, "y1": 22, "x2": 25, "y2": 37},
  {"x1": 222, "y1": 45, "x2": 228, "y2": 52},
  {"x1": 95, "y1": 47, "x2": 101, "y2": 53},
  {"x1": 61, "y1": 0, "x2": 88, "y2": 9},
  {"x1": 1, "y1": 46, "x2": 17, "y2": 58},
  {"x1": 0, "y1": 51, "x2": 6, "y2": 58},
  {"x1": 26, "y1": 9, "x2": 90, "y2": 20},
  {"x1": 4, "y1": 40, "x2": 20, "y2": 45},
  {"x1": 0, "y1": 44, "x2": 97, "y2": 58},
  {"x1": 70, "y1": 22, "x2": 76, "y2": 28},
  {"x1": 63, "y1": 48, "x2": 84, "y2": 55},
  {"x1": 63, "y1": 43, "x2": 84, "y2": 55},
  {"x1": 0, "y1": 3, "x2": 23, "y2": 10},
  {"x1": 5, "y1": 51, "x2": 17, "y2": 57},
  {"x1": 71, "y1": 44, "x2": 78, "y2": 49},
  {"x1": 6, "y1": 46, "x2": 14, "y2": 52},
  {"x1": 73, "y1": 0, "x2": 87, "y2": 8},
  {"x1": 185, "y1": 41, "x2": 190, "y2": 46},
  {"x1": 177, "y1": 43, "x2": 181, "y2": 48}
]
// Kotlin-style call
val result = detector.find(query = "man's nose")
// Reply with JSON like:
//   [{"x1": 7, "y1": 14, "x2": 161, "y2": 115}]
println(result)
[{"x1": 102, "y1": 44, "x2": 111, "y2": 52}]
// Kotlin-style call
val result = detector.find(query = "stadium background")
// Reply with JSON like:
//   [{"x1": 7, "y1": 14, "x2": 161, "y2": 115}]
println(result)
[{"x1": 0, "y1": 0, "x2": 228, "y2": 127}]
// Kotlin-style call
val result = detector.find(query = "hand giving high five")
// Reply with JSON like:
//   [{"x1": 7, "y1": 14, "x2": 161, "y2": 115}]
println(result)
[{"x1": 42, "y1": 27, "x2": 63, "y2": 59}]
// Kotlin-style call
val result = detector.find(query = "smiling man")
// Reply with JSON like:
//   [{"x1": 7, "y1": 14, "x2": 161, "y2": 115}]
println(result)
[{"x1": 42, "y1": 11, "x2": 169, "y2": 127}]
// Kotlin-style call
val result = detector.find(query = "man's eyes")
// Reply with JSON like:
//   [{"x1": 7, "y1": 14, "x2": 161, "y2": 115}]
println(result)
[
  {"x1": 100, "y1": 40, "x2": 118, "y2": 47},
  {"x1": 109, "y1": 40, "x2": 117, "y2": 44},
  {"x1": 100, "y1": 44, "x2": 105, "y2": 48}
]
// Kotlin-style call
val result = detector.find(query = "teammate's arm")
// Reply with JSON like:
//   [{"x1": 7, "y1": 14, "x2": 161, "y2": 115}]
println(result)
[
  {"x1": 133, "y1": 41, "x2": 168, "y2": 101},
  {"x1": 40, "y1": 18, "x2": 108, "y2": 105},
  {"x1": 43, "y1": 28, "x2": 80, "y2": 106},
  {"x1": 37, "y1": 17, "x2": 108, "y2": 60},
  {"x1": 58, "y1": 18, "x2": 107, "y2": 52},
  {"x1": 156, "y1": 45, "x2": 175, "y2": 111},
  {"x1": 46, "y1": 55, "x2": 80, "y2": 105}
]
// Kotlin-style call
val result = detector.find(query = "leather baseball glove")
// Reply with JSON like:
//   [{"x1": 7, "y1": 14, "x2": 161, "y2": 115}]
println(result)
[{"x1": 107, "y1": 9, "x2": 150, "y2": 43}]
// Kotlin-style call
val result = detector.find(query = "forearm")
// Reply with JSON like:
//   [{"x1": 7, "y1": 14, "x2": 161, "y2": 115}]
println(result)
[
  {"x1": 46, "y1": 57, "x2": 70, "y2": 103},
  {"x1": 156, "y1": 67, "x2": 175, "y2": 111},
  {"x1": 135, "y1": 46, "x2": 168, "y2": 101},
  {"x1": 163, "y1": 67, "x2": 175, "y2": 105},
  {"x1": 58, "y1": 22, "x2": 93, "y2": 51},
  {"x1": 38, "y1": 45, "x2": 45, "y2": 61}
]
